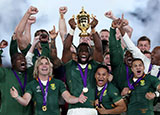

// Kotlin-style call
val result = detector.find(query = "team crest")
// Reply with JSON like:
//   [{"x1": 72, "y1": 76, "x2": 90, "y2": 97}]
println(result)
[
  {"x1": 50, "y1": 83, "x2": 56, "y2": 90},
  {"x1": 88, "y1": 64, "x2": 92, "y2": 69},
  {"x1": 103, "y1": 89, "x2": 107, "y2": 96},
  {"x1": 140, "y1": 80, "x2": 145, "y2": 86}
]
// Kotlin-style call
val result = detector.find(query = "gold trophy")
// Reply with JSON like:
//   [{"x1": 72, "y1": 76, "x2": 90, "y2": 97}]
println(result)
[{"x1": 76, "y1": 7, "x2": 90, "y2": 37}]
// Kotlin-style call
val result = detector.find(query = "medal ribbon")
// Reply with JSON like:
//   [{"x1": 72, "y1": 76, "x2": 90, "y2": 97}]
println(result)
[
  {"x1": 38, "y1": 77, "x2": 49, "y2": 106},
  {"x1": 125, "y1": 65, "x2": 134, "y2": 90},
  {"x1": 128, "y1": 74, "x2": 146, "y2": 90},
  {"x1": 77, "y1": 64, "x2": 88, "y2": 88},
  {"x1": 35, "y1": 48, "x2": 41, "y2": 57},
  {"x1": 95, "y1": 83, "x2": 108, "y2": 107},
  {"x1": 148, "y1": 63, "x2": 160, "y2": 78},
  {"x1": 12, "y1": 70, "x2": 27, "y2": 94}
]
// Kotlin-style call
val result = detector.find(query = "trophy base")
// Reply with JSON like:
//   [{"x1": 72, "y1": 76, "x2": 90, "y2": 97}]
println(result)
[{"x1": 79, "y1": 33, "x2": 90, "y2": 37}]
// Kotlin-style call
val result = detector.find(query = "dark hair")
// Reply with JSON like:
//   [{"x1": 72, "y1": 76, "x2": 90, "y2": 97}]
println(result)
[
  {"x1": 11, "y1": 53, "x2": 24, "y2": 66},
  {"x1": 95, "y1": 64, "x2": 110, "y2": 73},
  {"x1": 103, "y1": 51, "x2": 110, "y2": 57},
  {"x1": 100, "y1": 29, "x2": 109, "y2": 33},
  {"x1": 131, "y1": 58, "x2": 144, "y2": 67},
  {"x1": 34, "y1": 29, "x2": 49, "y2": 37},
  {"x1": 137, "y1": 36, "x2": 151, "y2": 45},
  {"x1": 77, "y1": 42, "x2": 91, "y2": 55}
]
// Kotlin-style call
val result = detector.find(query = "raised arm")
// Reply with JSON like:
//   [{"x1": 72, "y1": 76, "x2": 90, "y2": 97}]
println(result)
[
  {"x1": 90, "y1": 17, "x2": 103, "y2": 62},
  {"x1": 62, "y1": 18, "x2": 76, "y2": 63},
  {"x1": 49, "y1": 25, "x2": 62, "y2": 69},
  {"x1": 59, "y1": 6, "x2": 68, "y2": 44},
  {"x1": 16, "y1": 6, "x2": 38, "y2": 50}
]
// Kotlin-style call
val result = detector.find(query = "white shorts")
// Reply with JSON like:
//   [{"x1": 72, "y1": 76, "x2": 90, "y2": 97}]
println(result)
[{"x1": 67, "y1": 108, "x2": 98, "y2": 115}]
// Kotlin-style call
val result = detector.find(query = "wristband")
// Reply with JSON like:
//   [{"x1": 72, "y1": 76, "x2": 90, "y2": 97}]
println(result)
[
  {"x1": 15, "y1": 95, "x2": 20, "y2": 100},
  {"x1": 69, "y1": 28, "x2": 75, "y2": 36},
  {"x1": 154, "y1": 91, "x2": 160, "y2": 97}
]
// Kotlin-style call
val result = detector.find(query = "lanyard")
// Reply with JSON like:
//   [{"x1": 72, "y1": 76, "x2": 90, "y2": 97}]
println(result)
[
  {"x1": 77, "y1": 64, "x2": 88, "y2": 88},
  {"x1": 128, "y1": 74, "x2": 146, "y2": 90},
  {"x1": 37, "y1": 77, "x2": 50, "y2": 106},
  {"x1": 12, "y1": 69, "x2": 27, "y2": 94}
]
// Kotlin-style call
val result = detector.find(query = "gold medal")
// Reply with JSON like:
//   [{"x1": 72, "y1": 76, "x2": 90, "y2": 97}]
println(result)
[
  {"x1": 42, "y1": 105, "x2": 47, "y2": 111},
  {"x1": 83, "y1": 87, "x2": 88, "y2": 93}
]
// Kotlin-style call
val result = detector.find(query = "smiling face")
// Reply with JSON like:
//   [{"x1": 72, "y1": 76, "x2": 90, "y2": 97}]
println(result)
[
  {"x1": 12, "y1": 53, "x2": 27, "y2": 72},
  {"x1": 137, "y1": 40, "x2": 150, "y2": 52},
  {"x1": 131, "y1": 59, "x2": 145, "y2": 78},
  {"x1": 124, "y1": 51, "x2": 133, "y2": 67},
  {"x1": 38, "y1": 58, "x2": 50, "y2": 76},
  {"x1": 151, "y1": 46, "x2": 160, "y2": 65},
  {"x1": 95, "y1": 67, "x2": 109, "y2": 87},
  {"x1": 77, "y1": 43, "x2": 90, "y2": 64}
]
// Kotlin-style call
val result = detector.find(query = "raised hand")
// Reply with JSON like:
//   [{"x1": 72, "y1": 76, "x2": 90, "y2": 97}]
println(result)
[
  {"x1": 105, "y1": 10, "x2": 117, "y2": 20},
  {"x1": 49, "y1": 25, "x2": 59, "y2": 40},
  {"x1": 10, "y1": 86, "x2": 19, "y2": 99},
  {"x1": 68, "y1": 18, "x2": 76, "y2": 30},
  {"x1": 121, "y1": 87, "x2": 130, "y2": 96},
  {"x1": 96, "y1": 104, "x2": 107, "y2": 114},
  {"x1": 59, "y1": 6, "x2": 68, "y2": 15},
  {"x1": 27, "y1": 6, "x2": 38, "y2": 15},
  {"x1": 0, "y1": 40, "x2": 8, "y2": 48},
  {"x1": 27, "y1": 16, "x2": 36, "y2": 25},
  {"x1": 78, "y1": 92, "x2": 88, "y2": 103},
  {"x1": 90, "y1": 17, "x2": 98, "y2": 29}
]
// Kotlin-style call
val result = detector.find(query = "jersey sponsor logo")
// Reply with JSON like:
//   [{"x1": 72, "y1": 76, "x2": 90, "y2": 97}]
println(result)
[
  {"x1": 140, "y1": 80, "x2": 145, "y2": 86},
  {"x1": 50, "y1": 83, "x2": 56, "y2": 90}
]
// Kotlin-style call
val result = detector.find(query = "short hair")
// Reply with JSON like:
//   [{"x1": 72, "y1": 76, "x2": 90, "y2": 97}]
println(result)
[
  {"x1": 103, "y1": 51, "x2": 110, "y2": 58},
  {"x1": 33, "y1": 56, "x2": 53, "y2": 79},
  {"x1": 11, "y1": 53, "x2": 25, "y2": 67},
  {"x1": 100, "y1": 29, "x2": 109, "y2": 33},
  {"x1": 77, "y1": 42, "x2": 91, "y2": 54},
  {"x1": 131, "y1": 58, "x2": 144, "y2": 67},
  {"x1": 95, "y1": 64, "x2": 109, "y2": 74},
  {"x1": 34, "y1": 29, "x2": 49, "y2": 37},
  {"x1": 137, "y1": 36, "x2": 151, "y2": 45}
]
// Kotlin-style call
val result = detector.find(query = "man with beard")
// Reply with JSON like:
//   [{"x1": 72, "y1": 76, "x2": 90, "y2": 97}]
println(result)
[
  {"x1": 0, "y1": 53, "x2": 33, "y2": 115},
  {"x1": 121, "y1": 58, "x2": 160, "y2": 115},
  {"x1": 94, "y1": 65, "x2": 126, "y2": 115},
  {"x1": 62, "y1": 16, "x2": 103, "y2": 115},
  {"x1": 109, "y1": 19, "x2": 133, "y2": 92}
]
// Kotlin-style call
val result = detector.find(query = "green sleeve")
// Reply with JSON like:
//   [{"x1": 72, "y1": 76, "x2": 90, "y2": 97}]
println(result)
[
  {"x1": 0, "y1": 67, "x2": 6, "y2": 82},
  {"x1": 150, "y1": 75, "x2": 160, "y2": 89},
  {"x1": 41, "y1": 42, "x2": 50, "y2": 58},
  {"x1": 9, "y1": 38, "x2": 18, "y2": 57},
  {"x1": 109, "y1": 28, "x2": 124, "y2": 67},
  {"x1": 58, "y1": 79, "x2": 67, "y2": 95},
  {"x1": 21, "y1": 43, "x2": 31, "y2": 56},
  {"x1": 25, "y1": 80, "x2": 34, "y2": 96},
  {"x1": 108, "y1": 83, "x2": 122, "y2": 103},
  {"x1": 0, "y1": 49, "x2": 3, "y2": 56}
]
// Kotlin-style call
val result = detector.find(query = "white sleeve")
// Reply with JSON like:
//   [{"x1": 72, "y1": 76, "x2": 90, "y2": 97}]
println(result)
[
  {"x1": 25, "y1": 52, "x2": 34, "y2": 68},
  {"x1": 123, "y1": 33, "x2": 151, "y2": 73}
]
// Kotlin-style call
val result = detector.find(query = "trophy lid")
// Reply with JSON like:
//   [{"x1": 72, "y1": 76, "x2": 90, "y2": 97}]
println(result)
[{"x1": 76, "y1": 7, "x2": 90, "y2": 20}]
